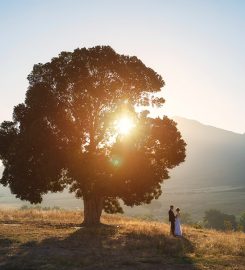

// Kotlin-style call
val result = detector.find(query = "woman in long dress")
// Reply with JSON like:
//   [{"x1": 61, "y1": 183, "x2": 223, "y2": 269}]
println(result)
[{"x1": 174, "y1": 208, "x2": 182, "y2": 236}]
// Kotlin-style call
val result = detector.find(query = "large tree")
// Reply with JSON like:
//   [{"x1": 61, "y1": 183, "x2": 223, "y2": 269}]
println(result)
[{"x1": 0, "y1": 46, "x2": 186, "y2": 225}]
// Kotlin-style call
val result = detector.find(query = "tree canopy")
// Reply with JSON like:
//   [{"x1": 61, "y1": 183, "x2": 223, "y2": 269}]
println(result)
[{"x1": 0, "y1": 46, "x2": 186, "y2": 225}]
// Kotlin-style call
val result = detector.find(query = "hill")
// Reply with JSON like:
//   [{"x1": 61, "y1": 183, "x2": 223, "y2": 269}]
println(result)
[
  {"x1": 0, "y1": 209, "x2": 244, "y2": 270},
  {"x1": 169, "y1": 116, "x2": 245, "y2": 188}
]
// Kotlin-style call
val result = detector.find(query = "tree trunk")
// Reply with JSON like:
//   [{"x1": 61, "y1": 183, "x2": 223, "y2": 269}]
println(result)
[{"x1": 82, "y1": 196, "x2": 104, "y2": 226}]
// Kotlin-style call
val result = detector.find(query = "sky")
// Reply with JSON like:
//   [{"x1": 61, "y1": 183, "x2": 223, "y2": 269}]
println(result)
[{"x1": 0, "y1": 0, "x2": 244, "y2": 133}]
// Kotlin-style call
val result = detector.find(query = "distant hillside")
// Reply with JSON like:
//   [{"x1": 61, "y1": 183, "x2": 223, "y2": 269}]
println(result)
[{"x1": 166, "y1": 116, "x2": 245, "y2": 189}]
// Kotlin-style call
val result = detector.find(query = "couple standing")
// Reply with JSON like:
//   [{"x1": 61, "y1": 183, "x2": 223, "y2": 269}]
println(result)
[{"x1": 168, "y1": 205, "x2": 182, "y2": 237}]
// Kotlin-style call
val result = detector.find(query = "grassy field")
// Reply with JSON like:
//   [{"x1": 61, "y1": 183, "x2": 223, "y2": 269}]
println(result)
[{"x1": 0, "y1": 209, "x2": 244, "y2": 270}]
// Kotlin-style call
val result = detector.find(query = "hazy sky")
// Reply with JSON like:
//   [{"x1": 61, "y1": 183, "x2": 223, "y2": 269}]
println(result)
[{"x1": 0, "y1": 0, "x2": 244, "y2": 133}]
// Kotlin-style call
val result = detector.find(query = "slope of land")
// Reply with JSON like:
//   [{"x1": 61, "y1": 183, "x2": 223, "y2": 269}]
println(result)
[
  {"x1": 169, "y1": 116, "x2": 245, "y2": 188},
  {"x1": 0, "y1": 209, "x2": 244, "y2": 270}
]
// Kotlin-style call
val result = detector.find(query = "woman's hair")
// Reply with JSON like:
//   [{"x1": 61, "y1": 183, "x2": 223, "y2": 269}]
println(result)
[{"x1": 176, "y1": 208, "x2": 180, "y2": 212}]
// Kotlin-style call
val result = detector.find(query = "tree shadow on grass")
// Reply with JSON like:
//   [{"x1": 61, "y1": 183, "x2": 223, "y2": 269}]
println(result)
[
  {"x1": 0, "y1": 236, "x2": 20, "y2": 258},
  {"x1": 1, "y1": 224, "x2": 200, "y2": 270}
]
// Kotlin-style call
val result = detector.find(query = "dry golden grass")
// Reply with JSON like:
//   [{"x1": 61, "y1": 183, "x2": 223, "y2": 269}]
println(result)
[{"x1": 0, "y1": 208, "x2": 244, "y2": 270}]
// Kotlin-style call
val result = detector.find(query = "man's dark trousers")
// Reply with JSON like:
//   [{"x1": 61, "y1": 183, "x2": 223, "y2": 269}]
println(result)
[
  {"x1": 168, "y1": 209, "x2": 175, "y2": 236},
  {"x1": 170, "y1": 220, "x2": 175, "y2": 235}
]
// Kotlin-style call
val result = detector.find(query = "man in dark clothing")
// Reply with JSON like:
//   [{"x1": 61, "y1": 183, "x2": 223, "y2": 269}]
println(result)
[{"x1": 168, "y1": 205, "x2": 175, "y2": 236}]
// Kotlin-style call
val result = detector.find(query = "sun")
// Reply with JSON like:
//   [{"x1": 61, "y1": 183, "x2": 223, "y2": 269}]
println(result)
[{"x1": 115, "y1": 117, "x2": 135, "y2": 135}]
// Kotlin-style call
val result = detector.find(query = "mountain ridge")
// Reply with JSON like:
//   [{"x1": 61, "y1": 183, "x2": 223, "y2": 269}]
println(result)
[
  {"x1": 169, "y1": 115, "x2": 245, "y2": 188},
  {"x1": 173, "y1": 116, "x2": 244, "y2": 136}
]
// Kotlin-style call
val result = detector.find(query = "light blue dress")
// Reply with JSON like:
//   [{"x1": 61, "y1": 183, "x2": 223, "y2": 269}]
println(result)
[{"x1": 174, "y1": 214, "x2": 182, "y2": 236}]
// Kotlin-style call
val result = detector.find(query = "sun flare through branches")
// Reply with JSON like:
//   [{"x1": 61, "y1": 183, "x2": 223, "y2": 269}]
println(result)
[{"x1": 115, "y1": 116, "x2": 135, "y2": 136}]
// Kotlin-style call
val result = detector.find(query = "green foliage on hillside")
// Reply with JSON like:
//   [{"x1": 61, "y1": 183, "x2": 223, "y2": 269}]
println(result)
[
  {"x1": 239, "y1": 211, "x2": 245, "y2": 232},
  {"x1": 203, "y1": 209, "x2": 237, "y2": 231}
]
